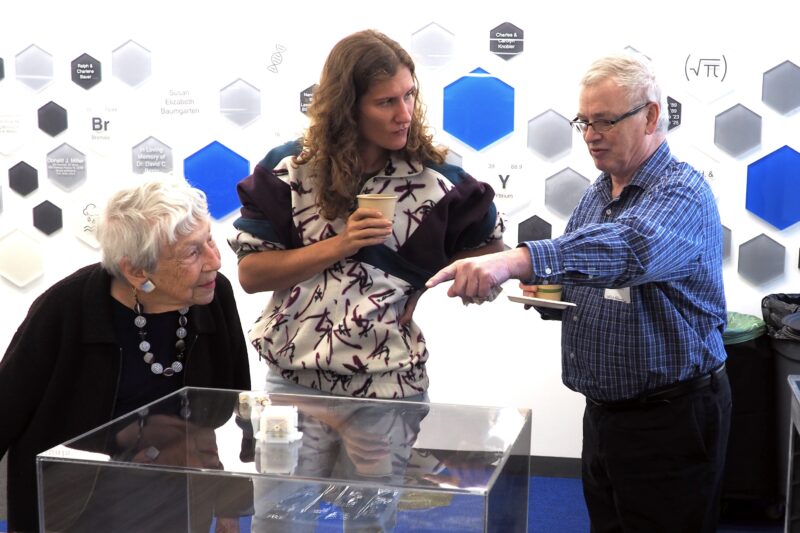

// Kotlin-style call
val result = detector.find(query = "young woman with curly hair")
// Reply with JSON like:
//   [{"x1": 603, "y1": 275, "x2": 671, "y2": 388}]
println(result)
[{"x1": 230, "y1": 29, "x2": 505, "y2": 400}]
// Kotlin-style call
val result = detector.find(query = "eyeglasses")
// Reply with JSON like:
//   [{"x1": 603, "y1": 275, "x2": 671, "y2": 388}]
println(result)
[{"x1": 570, "y1": 102, "x2": 651, "y2": 134}]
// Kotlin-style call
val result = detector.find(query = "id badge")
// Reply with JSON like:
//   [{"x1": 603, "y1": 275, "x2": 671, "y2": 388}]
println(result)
[{"x1": 603, "y1": 287, "x2": 631, "y2": 304}]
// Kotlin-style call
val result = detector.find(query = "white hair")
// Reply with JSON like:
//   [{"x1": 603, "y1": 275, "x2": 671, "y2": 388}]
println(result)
[
  {"x1": 96, "y1": 178, "x2": 210, "y2": 279},
  {"x1": 580, "y1": 51, "x2": 668, "y2": 133}
]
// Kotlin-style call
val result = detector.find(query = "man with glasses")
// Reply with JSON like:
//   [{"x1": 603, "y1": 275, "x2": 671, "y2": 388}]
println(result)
[{"x1": 427, "y1": 52, "x2": 729, "y2": 532}]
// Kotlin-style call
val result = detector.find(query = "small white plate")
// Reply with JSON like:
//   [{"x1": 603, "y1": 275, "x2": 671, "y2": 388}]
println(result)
[{"x1": 507, "y1": 294, "x2": 577, "y2": 309}]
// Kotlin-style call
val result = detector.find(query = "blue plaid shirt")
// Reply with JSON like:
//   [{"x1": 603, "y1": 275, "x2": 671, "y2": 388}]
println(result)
[{"x1": 522, "y1": 142, "x2": 726, "y2": 401}]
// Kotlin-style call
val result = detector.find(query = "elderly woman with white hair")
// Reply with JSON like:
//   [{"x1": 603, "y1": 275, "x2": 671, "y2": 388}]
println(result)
[{"x1": 0, "y1": 178, "x2": 251, "y2": 532}]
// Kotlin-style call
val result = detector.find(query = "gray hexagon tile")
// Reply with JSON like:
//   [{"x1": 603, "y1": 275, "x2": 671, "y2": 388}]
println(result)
[
  {"x1": 0, "y1": 186, "x2": 3, "y2": 214},
  {"x1": 33, "y1": 200, "x2": 62, "y2": 235},
  {"x1": 0, "y1": 57, "x2": 4, "y2": 81},
  {"x1": 714, "y1": 104, "x2": 761, "y2": 157},
  {"x1": 112, "y1": 40, "x2": 151, "y2": 87},
  {"x1": 410, "y1": 22, "x2": 455, "y2": 68},
  {"x1": 762, "y1": 60, "x2": 800, "y2": 115},
  {"x1": 132, "y1": 136, "x2": 172, "y2": 174},
  {"x1": 9, "y1": 161, "x2": 38, "y2": 196},
  {"x1": 527, "y1": 109, "x2": 571, "y2": 160},
  {"x1": 47, "y1": 143, "x2": 87, "y2": 191},
  {"x1": 490, "y1": 22, "x2": 523, "y2": 61},
  {"x1": 38, "y1": 101, "x2": 68, "y2": 137},
  {"x1": 738, "y1": 233, "x2": 784, "y2": 285},
  {"x1": 71, "y1": 53, "x2": 102, "y2": 90},
  {"x1": 545, "y1": 168, "x2": 590, "y2": 218},
  {"x1": 15, "y1": 44, "x2": 53, "y2": 91},
  {"x1": 746, "y1": 145, "x2": 800, "y2": 230},
  {"x1": 722, "y1": 225, "x2": 731, "y2": 262},
  {"x1": 220, "y1": 79, "x2": 261, "y2": 127},
  {"x1": 0, "y1": 230, "x2": 44, "y2": 287}
]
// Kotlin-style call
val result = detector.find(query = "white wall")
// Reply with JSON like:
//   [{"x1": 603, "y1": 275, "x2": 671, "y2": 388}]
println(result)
[{"x1": 2, "y1": 0, "x2": 799, "y2": 459}]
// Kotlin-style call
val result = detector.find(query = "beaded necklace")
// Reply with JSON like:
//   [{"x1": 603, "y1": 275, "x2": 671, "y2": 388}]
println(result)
[{"x1": 133, "y1": 293, "x2": 189, "y2": 377}]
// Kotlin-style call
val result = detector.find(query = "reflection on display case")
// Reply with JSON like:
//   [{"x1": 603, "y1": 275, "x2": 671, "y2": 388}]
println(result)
[{"x1": 37, "y1": 386, "x2": 531, "y2": 532}]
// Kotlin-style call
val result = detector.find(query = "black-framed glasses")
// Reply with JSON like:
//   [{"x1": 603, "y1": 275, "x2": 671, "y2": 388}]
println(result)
[{"x1": 570, "y1": 102, "x2": 651, "y2": 134}]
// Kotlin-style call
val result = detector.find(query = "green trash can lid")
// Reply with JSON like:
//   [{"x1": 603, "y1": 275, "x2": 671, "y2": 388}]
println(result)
[{"x1": 723, "y1": 311, "x2": 766, "y2": 345}]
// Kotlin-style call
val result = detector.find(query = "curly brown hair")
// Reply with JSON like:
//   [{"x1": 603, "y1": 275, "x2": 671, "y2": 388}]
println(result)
[{"x1": 296, "y1": 29, "x2": 446, "y2": 220}]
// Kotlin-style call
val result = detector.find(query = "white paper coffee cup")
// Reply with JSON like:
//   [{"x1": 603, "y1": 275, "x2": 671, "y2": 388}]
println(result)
[{"x1": 357, "y1": 194, "x2": 397, "y2": 221}]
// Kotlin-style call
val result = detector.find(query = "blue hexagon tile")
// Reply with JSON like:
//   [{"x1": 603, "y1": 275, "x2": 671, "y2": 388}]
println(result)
[
  {"x1": 746, "y1": 145, "x2": 800, "y2": 230},
  {"x1": 184, "y1": 141, "x2": 250, "y2": 220},
  {"x1": 443, "y1": 68, "x2": 514, "y2": 151}
]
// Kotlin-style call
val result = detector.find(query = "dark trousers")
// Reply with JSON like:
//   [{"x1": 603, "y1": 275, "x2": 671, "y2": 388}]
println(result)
[{"x1": 582, "y1": 372, "x2": 732, "y2": 533}]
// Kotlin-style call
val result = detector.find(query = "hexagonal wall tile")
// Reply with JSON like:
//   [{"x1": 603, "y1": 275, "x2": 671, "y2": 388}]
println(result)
[
  {"x1": 489, "y1": 22, "x2": 523, "y2": 61},
  {"x1": 300, "y1": 84, "x2": 316, "y2": 115},
  {"x1": 132, "y1": 136, "x2": 172, "y2": 174},
  {"x1": 762, "y1": 60, "x2": 800, "y2": 115},
  {"x1": 738, "y1": 233, "x2": 784, "y2": 285},
  {"x1": 527, "y1": 109, "x2": 571, "y2": 160},
  {"x1": 545, "y1": 168, "x2": 590, "y2": 218},
  {"x1": 33, "y1": 200, "x2": 62, "y2": 235},
  {"x1": 220, "y1": 79, "x2": 261, "y2": 127},
  {"x1": 0, "y1": 230, "x2": 44, "y2": 287},
  {"x1": 15, "y1": 44, "x2": 53, "y2": 91},
  {"x1": 714, "y1": 104, "x2": 761, "y2": 157},
  {"x1": 184, "y1": 141, "x2": 250, "y2": 220},
  {"x1": 47, "y1": 143, "x2": 87, "y2": 191},
  {"x1": 518, "y1": 214, "x2": 552, "y2": 242},
  {"x1": 0, "y1": 57, "x2": 4, "y2": 81},
  {"x1": 443, "y1": 68, "x2": 514, "y2": 151},
  {"x1": 38, "y1": 101, "x2": 68, "y2": 137},
  {"x1": 112, "y1": 40, "x2": 151, "y2": 87},
  {"x1": 722, "y1": 226, "x2": 731, "y2": 262},
  {"x1": 746, "y1": 145, "x2": 800, "y2": 230},
  {"x1": 410, "y1": 22, "x2": 455, "y2": 68},
  {"x1": 71, "y1": 53, "x2": 102, "y2": 90},
  {"x1": 9, "y1": 161, "x2": 38, "y2": 196}
]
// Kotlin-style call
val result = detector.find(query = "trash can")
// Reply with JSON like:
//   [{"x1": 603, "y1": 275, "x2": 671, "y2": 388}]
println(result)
[
  {"x1": 762, "y1": 294, "x2": 800, "y2": 497},
  {"x1": 721, "y1": 312, "x2": 778, "y2": 505}
]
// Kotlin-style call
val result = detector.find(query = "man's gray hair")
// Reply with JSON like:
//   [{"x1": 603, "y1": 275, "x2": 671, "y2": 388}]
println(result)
[
  {"x1": 97, "y1": 178, "x2": 210, "y2": 279},
  {"x1": 581, "y1": 51, "x2": 668, "y2": 133}
]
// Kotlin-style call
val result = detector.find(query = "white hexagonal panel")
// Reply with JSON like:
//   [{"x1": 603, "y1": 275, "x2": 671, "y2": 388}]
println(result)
[{"x1": 0, "y1": 230, "x2": 44, "y2": 287}]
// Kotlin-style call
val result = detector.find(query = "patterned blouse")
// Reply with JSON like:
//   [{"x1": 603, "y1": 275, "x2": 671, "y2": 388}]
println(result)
[{"x1": 229, "y1": 141, "x2": 504, "y2": 398}]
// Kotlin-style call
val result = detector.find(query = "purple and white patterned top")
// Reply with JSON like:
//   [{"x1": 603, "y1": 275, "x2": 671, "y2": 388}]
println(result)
[{"x1": 230, "y1": 141, "x2": 504, "y2": 398}]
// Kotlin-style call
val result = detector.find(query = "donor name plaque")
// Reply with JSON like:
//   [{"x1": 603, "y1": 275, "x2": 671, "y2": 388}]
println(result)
[
  {"x1": 47, "y1": 143, "x2": 87, "y2": 190},
  {"x1": 132, "y1": 136, "x2": 173, "y2": 174}
]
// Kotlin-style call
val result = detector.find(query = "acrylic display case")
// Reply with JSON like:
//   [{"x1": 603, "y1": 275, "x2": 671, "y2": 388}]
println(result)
[{"x1": 37, "y1": 386, "x2": 531, "y2": 532}]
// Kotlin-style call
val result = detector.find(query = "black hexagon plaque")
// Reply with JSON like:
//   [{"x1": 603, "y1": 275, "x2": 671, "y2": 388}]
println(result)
[
  {"x1": 33, "y1": 200, "x2": 63, "y2": 235},
  {"x1": 38, "y1": 101, "x2": 68, "y2": 136},
  {"x1": 9, "y1": 161, "x2": 38, "y2": 196},
  {"x1": 71, "y1": 53, "x2": 102, "y2": 89}
]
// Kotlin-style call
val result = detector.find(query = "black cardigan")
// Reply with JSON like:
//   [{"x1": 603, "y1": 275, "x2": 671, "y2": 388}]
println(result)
[{"x1": 0, "y1": 264, "x2": 251, "y2": 531}]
